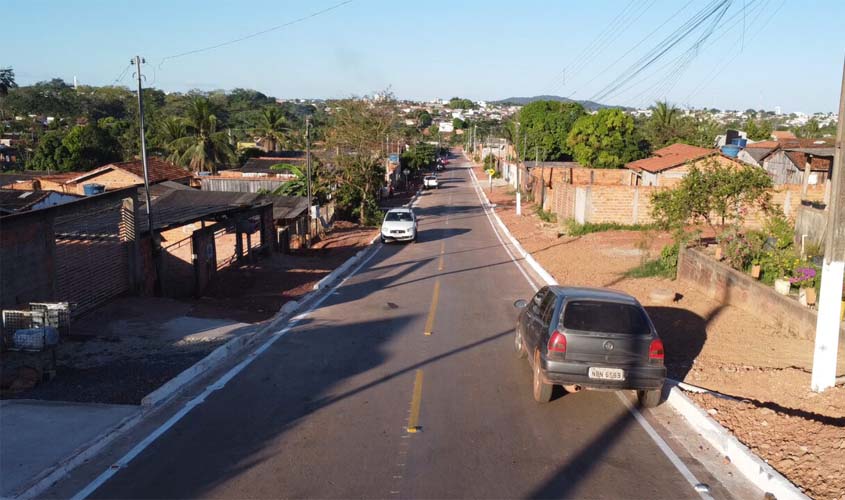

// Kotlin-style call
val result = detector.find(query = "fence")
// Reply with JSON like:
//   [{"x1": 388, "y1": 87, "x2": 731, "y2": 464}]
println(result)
[{"x1": 545, "y1": 180, "x2": 827, "y2": 227}]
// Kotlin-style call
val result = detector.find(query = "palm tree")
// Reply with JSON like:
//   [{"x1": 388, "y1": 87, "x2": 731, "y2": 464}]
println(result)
[
  {"x1": 254, "y1": 106, "x2": 294, "y2": 152},
  {"x1": 167, "y1": 98, "x2": 234, "y2": 174},
  {"x1": 271, "y1": 164, "x2": 307, "y2": 196},
  {"x1": 653, "y1": 101, "x2": 678, "y2": 130},
  {"x1": 650, "y1": 101, "x2": 680, "y2": 148}
]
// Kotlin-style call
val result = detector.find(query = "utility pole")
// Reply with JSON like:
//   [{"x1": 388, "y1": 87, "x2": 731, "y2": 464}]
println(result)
[
  {"x1": 132, "y1": 56, "x2": 154, "y2": 247},
  {"x1": 305, "y1": 116, "x2": 313, "y2": 248},
  {"x1": 811, "y1": 57, "x2": 845, "y2": 392}
]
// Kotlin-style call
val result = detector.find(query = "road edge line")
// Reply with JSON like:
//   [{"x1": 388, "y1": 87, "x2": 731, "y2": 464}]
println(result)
[{"x1": 464, "y1": 156, "x2": 808, "y2": 500}]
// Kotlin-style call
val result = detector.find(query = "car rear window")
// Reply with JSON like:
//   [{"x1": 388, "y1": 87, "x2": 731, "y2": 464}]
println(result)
[
  {"x1": 385, "y1": 212, "x2": 413, "y2": 222},
  {"x1": 561, "y1": 300, "x2": 650, "y2": 335}
]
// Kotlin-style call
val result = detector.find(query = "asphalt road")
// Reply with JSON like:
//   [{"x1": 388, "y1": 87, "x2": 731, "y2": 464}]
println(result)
[{"x1": 83, "y1": 158, "x2": 724, "y2": 499}]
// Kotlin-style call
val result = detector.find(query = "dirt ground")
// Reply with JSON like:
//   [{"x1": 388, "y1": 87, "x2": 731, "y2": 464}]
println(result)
[
  {"x1": 1, "y1": 222, "x2": 377, "y2": 405},
  {"x1": 473, "y1": 164, "x2": 845, "y2": 499}
]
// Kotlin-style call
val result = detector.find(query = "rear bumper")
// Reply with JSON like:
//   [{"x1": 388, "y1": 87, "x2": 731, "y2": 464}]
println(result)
[{"x1": 540, "y1": 356, "x2": 665, "y2": 391}]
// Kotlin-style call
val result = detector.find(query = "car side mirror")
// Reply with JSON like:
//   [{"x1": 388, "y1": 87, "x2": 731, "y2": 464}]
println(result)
[{"x1": 513, "y1": 299, "x2": 528, "y2": 309}]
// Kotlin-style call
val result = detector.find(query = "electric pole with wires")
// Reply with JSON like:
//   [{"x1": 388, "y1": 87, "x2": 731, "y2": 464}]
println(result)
[
  {"x1": 811, "y1": 57, "x2": 845, "y2": 392},
  {"x1": 132, "y1": 56, "x2": 154, "y2": 248}
]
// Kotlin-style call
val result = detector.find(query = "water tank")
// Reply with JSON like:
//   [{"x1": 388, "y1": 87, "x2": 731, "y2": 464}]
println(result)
[
  {"x1": 731, "y1": 138, "x2": 748, "y2": 148},
  {"x1": 721, "y1": 145, "x2": 740, "y2": 158},
  {"x1": 83, "y1": 183, "x2": 106, "y2": 196}
]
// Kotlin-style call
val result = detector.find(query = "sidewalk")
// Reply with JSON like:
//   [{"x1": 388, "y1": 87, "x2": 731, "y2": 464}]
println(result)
[{"x1": 0, "y1": 400, "x2": 138, "y2": 498}]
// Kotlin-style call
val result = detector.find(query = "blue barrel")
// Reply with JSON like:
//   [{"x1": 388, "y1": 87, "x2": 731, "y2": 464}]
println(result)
[
  {"x1": 721, "y1": 145, "x2": 740, "y2": 158},
  {"x1": 83, "y1": 183, "x2": 105, "y2": 196}
]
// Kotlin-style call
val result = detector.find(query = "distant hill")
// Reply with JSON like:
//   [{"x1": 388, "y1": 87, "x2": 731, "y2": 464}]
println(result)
[{"x1": 491, "y1": 95, "x2": 626, "y2": 111}]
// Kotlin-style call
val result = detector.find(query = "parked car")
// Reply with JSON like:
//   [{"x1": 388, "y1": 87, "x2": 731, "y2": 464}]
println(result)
[
  {"x1": 513, "y1": 286, "x2": 666, "y2": 406},
  {"x1": 423, "y1": 175, "x2": 439, "y2": 189},
  {"x1": 380, "y1": 208, "x2": 417, "y2": 243}
]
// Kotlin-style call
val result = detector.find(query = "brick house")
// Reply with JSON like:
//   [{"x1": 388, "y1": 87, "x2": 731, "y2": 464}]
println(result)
[
  {"x1": 625, "y1": 143, "x2": 744, "y2": 187},
  {"x1": 63, "y1": 158, "x2": 193, "y2": 194}
]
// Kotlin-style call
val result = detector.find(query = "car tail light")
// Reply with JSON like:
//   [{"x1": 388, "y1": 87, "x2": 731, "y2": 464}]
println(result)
[
  {"x1": 649, "y1": 339, "x2": 665, "y2": 361},
  {"x1": 548, "y1": 330, "x2": 567, "y2": 354}
]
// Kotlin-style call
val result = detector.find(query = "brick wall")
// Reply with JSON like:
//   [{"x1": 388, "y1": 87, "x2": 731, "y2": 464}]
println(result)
[
  {"x1": 678, "y1": 247, "x2": 843, "y2": 340},
  {"x1": 0, "y1": 214, "x2": 56, "y2": 307}
]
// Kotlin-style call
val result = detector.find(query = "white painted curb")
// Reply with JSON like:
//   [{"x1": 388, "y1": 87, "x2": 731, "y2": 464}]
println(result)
[
  {"x1": 465, "y1": 157, "x2": 808, "y2": 500},
  {"x1": 467, "y1": 165, "x2": 558, "y2": 287},
  {"x1": 665, "y1": 382, "x2": 809, "y2": 500}
]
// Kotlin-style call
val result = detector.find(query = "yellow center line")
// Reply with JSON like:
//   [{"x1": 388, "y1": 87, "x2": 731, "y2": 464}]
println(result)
[
  {"x1": 407, "y1": 369, "x2": 424, "y2": 433},
  {"x1": 423, "y1": 279, "x2": 441, "y2": 336},
  {"x1": 438, "y1": 241, "x2": 445, "y2": 271}
]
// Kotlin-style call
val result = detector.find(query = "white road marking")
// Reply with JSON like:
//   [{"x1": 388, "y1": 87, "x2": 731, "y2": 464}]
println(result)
[
  {"x1": 71, "y1": 244, "x2": 385, "y2": 500},
  {"x1": 464, "y1": 159, "x2": 710, "y2": 499}
]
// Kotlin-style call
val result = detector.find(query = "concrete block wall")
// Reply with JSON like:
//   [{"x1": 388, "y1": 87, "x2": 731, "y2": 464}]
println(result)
[{"x1": 678, "y1": 247, "x2": 842, "y2": 340}]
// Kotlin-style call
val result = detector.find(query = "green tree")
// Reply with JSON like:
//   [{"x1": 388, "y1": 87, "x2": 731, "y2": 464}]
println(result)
[
  {"x1": 326, "y1": 97, "x2": 396, "y2": 224},
  {"x1": 743, "y1": 118, "x2": 774, "y2": 141},
  {"x1": 270, "y1": 163, "x2": 327, "y2": 203},
  {"x1": 59, "y1": 124, "x2": 122, "y2": 170},
  {"x1": 167, "y1": 97, "x2": 235, "y2": 174},
  {"x1": 400, "y1": 142, "x2": 436, "y2": 172},
  {"x1": 451, "y1": 117, "x2": 466, "y2": 130},
  {"x1": 253, "y1": 106, "x2": 293, "y2": 152},
  {"x1": 448, "y1": 97, "x2": 476, "y2": 109},
  {"x1": 517, "y1": 100, "x2": 586, "y2": 160},
  {"x1": 0, "y1": 67, "x2": 17, "y2": 97},
  {"x1": 567, "y1": 109, "x2": 644, "y2": 168},
  {"x1": 415, "y1": 110, "x2": 432, "y2": 128},
  {"x1": 28, "y1": 129, "x2": 67, "y2": 171},
  {"x1": 651, "y1": 159, "x2": 773, "y2": 234}
]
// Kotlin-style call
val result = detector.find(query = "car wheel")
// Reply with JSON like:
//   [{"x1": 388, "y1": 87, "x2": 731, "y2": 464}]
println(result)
[
  {"x1": 380, "y1": 235, "x2": 386, "y2": 244},
  {"x1": 532, "y1": 350, "x2": 553, "y2": 403},
  {"x1": 514, "y1": 327, "x2": 527, "y2": 359},
  {"x1": 637, "y1": 388, "x2": 661, "y2": 408}
]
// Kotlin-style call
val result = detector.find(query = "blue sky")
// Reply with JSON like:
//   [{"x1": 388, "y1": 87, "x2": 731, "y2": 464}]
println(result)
[{"x1": 6, "y1": 0, "x2": 844, "y2": 112}]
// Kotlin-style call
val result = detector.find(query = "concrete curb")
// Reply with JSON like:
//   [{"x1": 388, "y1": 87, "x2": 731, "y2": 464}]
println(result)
[
  {"x1": 665, "y1": 382, "x2": 810, "y2": 500},
  {"x1": 13, "y1": 237, "x2": 384, "y2": 500},
  {"x1": 464, "y1": 156, "x2": 808, "y2": 500},
  {"x1": 11, "y1": 410, "x2": 143, "y2": 500}
]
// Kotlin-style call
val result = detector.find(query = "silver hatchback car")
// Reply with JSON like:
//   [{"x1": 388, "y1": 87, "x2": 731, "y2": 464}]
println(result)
[{"x1": 514, "y1": 286, "x2": 666, "y2": 407}]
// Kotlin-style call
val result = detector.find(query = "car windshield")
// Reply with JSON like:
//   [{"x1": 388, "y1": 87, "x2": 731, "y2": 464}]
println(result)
[
  {"x1": 385, "y1": 212, "x2": 413, "y2": 222},
  {"x1": 561, "y1": 300, "x2": 650, "y2": 335}
]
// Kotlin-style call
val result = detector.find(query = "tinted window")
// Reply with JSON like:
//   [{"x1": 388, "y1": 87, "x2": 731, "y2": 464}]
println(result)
[
  {"x1": 561, "y1": 301, "x2": 650, "y2": 335},
  {"x1": 385, "y1": 212, "x2": 413, "y2": 222},
  {"x1": 540, "y1": 293, "x2": 557, "y2": 325}
]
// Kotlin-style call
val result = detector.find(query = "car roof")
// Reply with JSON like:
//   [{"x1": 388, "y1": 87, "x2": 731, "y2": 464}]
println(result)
[
  {"x1": 549, "y1": 286, "x2": 640, "y2": 305},
  {"x1": 386, "y1": 207, "x2": 413, "y2": 213}
]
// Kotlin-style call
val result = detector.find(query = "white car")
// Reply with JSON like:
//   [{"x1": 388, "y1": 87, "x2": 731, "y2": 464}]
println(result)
[
  {"x1": 423, "y1": 175, "x2": 439, "y2": 189},
  {"x1": 380, "y1": 208, "x2": 417, "y2": 243}
]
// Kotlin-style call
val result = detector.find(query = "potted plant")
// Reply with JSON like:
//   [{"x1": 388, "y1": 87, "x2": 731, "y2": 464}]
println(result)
[{"x1": 790, "y1": 266, "x2": 818, "y2": 306}]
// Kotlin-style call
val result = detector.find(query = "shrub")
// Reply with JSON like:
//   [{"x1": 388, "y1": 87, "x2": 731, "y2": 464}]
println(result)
[
  {"x1": 564, "y1": 220, "x2": 656, "y2": 236},
  {"x1": 625, "y1": 243, "x2": 679, "y2": 279},
  {"x1": 535, "y1": 206, "x2": 557, "y2": 223}
]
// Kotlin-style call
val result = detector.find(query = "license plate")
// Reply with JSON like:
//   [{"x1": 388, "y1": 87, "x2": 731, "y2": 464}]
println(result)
[
  {"x1": 588, "y1": 367, "x2": 625, "y2": 381},
  {"x1": 391, "y1": 230, "x2": 403, "y2": 234}
]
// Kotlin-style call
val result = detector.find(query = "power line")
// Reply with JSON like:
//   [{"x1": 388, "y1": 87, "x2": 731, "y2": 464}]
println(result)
[
  {"x1": 540, "y1": 0, "x2": 638, "y2": 92},
  {"x1": 589, "y1": 0, "x2": 732, "y2": 103},
  {"x1": 626, "y1": 0, "x2": 769, "y2": 107},
  {"x1": 110, "y1": 63, "x2": 132, "y2": 86},
  {"x1": 157, "y1": 0, "x2": 354, "y2": 68},
  {"x1": 682, "y1": 0, "x2": 785, "y2": 104}
]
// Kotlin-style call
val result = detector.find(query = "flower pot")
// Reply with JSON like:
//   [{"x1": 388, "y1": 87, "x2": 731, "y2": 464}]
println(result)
[
  {"x1": 750, "y1": 265, "x2": 761, "y2": 279},
  {"x1": 774, "y1": 278, "x2": 791, "y2": 296},
  {"x1": 799, "y1": 288, "x2": 816, "y2": 307}
]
